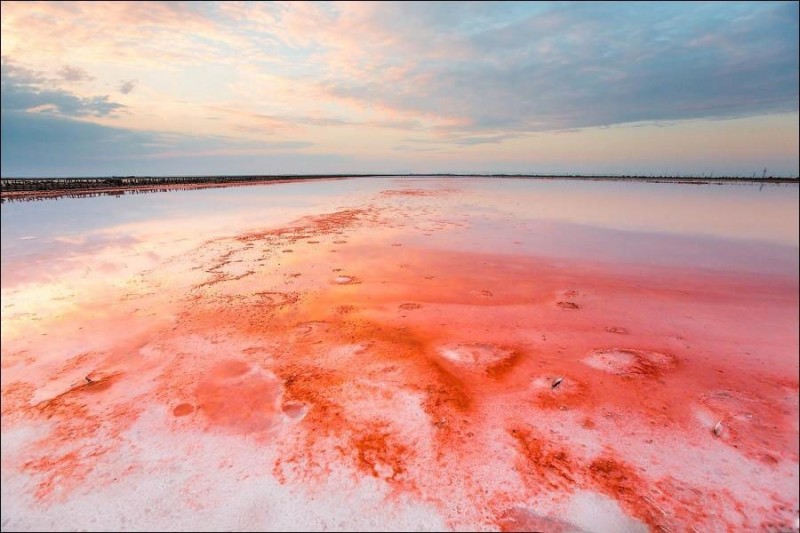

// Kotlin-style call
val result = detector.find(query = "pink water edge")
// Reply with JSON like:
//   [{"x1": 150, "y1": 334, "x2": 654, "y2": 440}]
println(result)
[{"x1": 1, "y1": 178, "x2": 798, "y2": 531}]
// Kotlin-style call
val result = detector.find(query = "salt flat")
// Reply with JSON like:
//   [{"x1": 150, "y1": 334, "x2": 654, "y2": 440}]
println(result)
[{"x1": 2, "y1": 177, "x2": 798, "y2": 531}]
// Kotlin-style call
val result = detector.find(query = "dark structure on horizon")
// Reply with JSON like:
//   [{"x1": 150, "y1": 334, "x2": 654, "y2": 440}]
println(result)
[{"x1": 1, "y1": 173, "x2": 797, "y2": 203}]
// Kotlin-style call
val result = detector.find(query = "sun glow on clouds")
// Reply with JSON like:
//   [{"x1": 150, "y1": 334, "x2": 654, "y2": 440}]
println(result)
[{"x1": 1, "y1": 1, "x2": 798, "y2": 176}]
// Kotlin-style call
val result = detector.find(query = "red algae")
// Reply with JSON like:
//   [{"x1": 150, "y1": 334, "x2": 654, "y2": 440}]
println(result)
[
  {"x1": 2, "y1": 178, "x2": 798, "y2": 531},
  {"x1": 510, "y1": 426, "x2": 576, "y2": 491},
  {"x1": 350, "y1": 427, "x2": 411, "y2": 482},
  {"x1": 14, "y1": 373, "x2": 142, "y2": 503},
  {"x1": 587, "y1": 457, "x2": 661, "y2": 528}
]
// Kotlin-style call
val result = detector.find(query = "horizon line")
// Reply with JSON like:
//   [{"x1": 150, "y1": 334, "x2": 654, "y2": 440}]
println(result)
[{"x1": 2, "y1": 172, "x2": 798, "y2": 180}]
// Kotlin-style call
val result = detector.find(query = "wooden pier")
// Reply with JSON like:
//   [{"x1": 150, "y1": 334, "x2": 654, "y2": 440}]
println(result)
[
  {"x1": 0, "y1": 175, "x2": 343, "y2": 193},
  {"x1": 0, "y1": 175, "x2": 364, "y2": 202},
  {"x1": 1, "y1": 174, "x2": 796, "y2": 202}
]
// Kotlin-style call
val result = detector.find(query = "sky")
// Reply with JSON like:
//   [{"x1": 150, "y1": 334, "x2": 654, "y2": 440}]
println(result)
[{"x1": 1, "y1": 1, "x2": 798, "y2": 177}]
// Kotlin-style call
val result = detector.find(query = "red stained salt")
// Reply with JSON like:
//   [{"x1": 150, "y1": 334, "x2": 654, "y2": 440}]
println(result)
[
  {"x1": 195, "y1": 360, "x2": 283, "y2": 434},
  {"x1": 1, "y1": 182, "x2": 797, "y2": 531},
  {"x1": 172, "y1": 403, "x2": 195, "y2": 417}
]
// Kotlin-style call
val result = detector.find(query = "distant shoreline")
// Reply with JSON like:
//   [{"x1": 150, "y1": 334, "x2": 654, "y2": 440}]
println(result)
[{"x1": 1, "y1": 174, "x2": 797, "y2": 202}]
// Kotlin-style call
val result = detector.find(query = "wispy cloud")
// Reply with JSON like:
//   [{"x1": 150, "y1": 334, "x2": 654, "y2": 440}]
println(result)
[
  {"x1": 2, "y1": 58, "x2": 124, "y2": 117},
  {"x1": 58, "y1": 65, "x2": 93, "y2": 82},
  {"x1": 313, "y1": 2, "x2": 799, "y2": 133},
  {"x1": 5, "y1": 1, "x2": 796, "y2": 131},
  {"x1": 119, "y1": 79, "x2": 137, "y2": 94}
]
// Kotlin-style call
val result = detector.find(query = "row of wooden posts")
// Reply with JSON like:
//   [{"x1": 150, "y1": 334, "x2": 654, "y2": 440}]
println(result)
[
  {"x1": 0, "y1": 175, "x2": 346, "y2": 192},
  {"x1": 2, "y1": 174, "x2": 796, "y2": 193}
]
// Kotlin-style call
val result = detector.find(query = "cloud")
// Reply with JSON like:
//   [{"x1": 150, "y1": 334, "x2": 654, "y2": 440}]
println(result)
[
  {"x1": 1, "y1": 110, "x2": 154, "y2": 175},
  {"x1": 399, "y1": 132, "x2": 522, "y2": 149},
  {"x1": 313, "y1": 2, "x2": 799, "y2": 134},
  {"x1": 59, "y1": 65, "x2": 93, "y2": 82},
  {"x1": 0, "y1": 109, "x2": 314, "y2": 177},
  {"x1": 2, "y1": 58, "x2": 124, "y2": 117},
  {"x1": 4, "y1": 2, "x2": 796, "y2": 136},
  {"x1": 1, "y1": 60, "x2": 47, "y2": 84},
  {"x1": 119, "y1": 79, "x2": 137, "y2": 94},
  {"x1": 0, "y1": 1, "x2": 797, "y2": 175},
  {"x1": 208, "y1": 105, "x2": 426, "y2": 132},
  {"x1": 0, "y1": 1, "x2": 254, "y2": 68},
  {"x1": 1, "y1": 58, "x2": 315, "y2": 177}
]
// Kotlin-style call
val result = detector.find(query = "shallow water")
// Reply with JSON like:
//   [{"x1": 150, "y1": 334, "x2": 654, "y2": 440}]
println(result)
[{"x1": 2, "y1": 177, "x2": 798, "y2": 531}]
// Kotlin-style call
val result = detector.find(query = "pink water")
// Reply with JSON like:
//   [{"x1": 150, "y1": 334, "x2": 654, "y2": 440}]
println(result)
[{"x1": 2, "y1": 177, "x2": 798, "y2": 531}]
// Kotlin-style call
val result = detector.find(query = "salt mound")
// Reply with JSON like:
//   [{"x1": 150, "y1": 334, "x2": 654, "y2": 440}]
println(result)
[
  {"x1": 437, "y1": 343, "x2": 512, "y2": 368},
  {"x1": 582, "y1": 349, "x2": 675, "y2": 377},
  {"x1": 582, "y1": 350, "x2": 636, "y2": 374},
  {"x1": 333, "y1": 275, "x2": 360, "y2": 285},
  {"x1": 195, "y1": 360, "x2": 284, "y2": 434}
]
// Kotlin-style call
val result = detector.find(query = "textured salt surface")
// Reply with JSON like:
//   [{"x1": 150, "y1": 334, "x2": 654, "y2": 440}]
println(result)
[{"x1": 1, "y1": 178, "x2": 798, "y2": 531}]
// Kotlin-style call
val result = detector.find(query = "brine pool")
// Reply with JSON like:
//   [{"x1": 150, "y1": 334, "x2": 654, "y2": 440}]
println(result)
[{"x1": 1, "y1": 177, "x2": 798, "y2": 531}]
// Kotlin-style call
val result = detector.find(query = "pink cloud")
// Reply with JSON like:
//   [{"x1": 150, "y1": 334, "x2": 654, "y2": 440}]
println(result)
[{"x1": 1, "y1": 1, "x2": 248, "y2": 68}]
